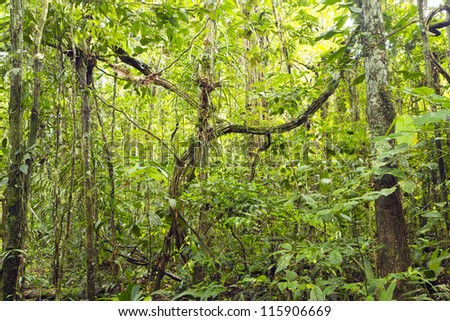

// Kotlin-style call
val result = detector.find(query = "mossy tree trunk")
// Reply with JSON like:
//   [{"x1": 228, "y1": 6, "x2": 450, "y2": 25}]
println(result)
[
  {"x1": 2, "y1": 0, "x2": 25, "y2": 301},
  {"x1": 361, "y1": 0, "x2": 411, "y2": 296}
]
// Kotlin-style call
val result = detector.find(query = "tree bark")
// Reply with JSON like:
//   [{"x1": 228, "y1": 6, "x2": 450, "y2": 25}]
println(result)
[
  {"x1": 3, "y1": 0, "x2": 25, "y2": 301},
  {"x1": 361, "y1": 0, "x2": 410, "y2": 296}
]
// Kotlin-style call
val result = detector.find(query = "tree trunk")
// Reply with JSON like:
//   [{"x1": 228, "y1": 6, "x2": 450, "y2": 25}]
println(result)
[
  {"x1": 3, "y1": 0, "x2": 25, "y2": 301},
  {"x1": 271, "y1": 0, "x2": 291, "y2": 74},
  {"x1": 418, "y1": 0, "x2": 450, "y2": 234},
  {"x1": 361, "y1": 0, "x2": 410, "y2": 296},
  {"x1": 347, "y1": 69, "x2": 360, "y2": 122},
  {"x1": 76, "y1": 48, "x2": 97, "y2": 300}
]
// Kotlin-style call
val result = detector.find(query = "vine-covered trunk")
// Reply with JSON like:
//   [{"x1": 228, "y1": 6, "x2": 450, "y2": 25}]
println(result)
[{"x1": 361, "y1": 0, "x2": 410, "y2": 296}]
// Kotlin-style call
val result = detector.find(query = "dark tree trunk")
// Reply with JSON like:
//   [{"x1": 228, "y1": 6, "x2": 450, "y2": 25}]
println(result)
[{"x1": 3, "y1": 0, "x2": 25, "y2": 301}]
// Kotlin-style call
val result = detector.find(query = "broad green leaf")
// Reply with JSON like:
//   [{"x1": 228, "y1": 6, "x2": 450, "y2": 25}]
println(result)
[
  {"x1": 285, "y1": 270, "x2": 298, "y2": 281},
  {"x1": 324, "y1": 46, "x2": 346, "y2": 63},
  {"x1": 421, "y1": 211, "x2": 442, "y2": 218},
  {"x1": 412, "y1": 86, "x2": 434, "y2": 96},
  {"x1": 131, "y1": 224, "x2": 141, "y2": 237},
  {"x1": 328, "y1": 250, "x2": 343, "y2": 266},
  {"x1": 363, "y1": 256, "x2": 375, "y2": 282},
  {"x1": 200, "y1": 283, "x2": 226, "y2": 300},
  {"x1": 302, "y1": 194, "x2": 316, "y2": 206},
  {"x1": 116, "y1": 284, "x2": 144, "y2": 301},
  {"x1": 415, "y1": 109, "x2": 450, "y2": 126},
  {"x1": 276, "y1": 253, "x2": 293, "y2": 274},
  {"x1": 319, "y1": 178, "x2": 332, "y2": 193},
  {"x1": 256, "y1": 275, "x2": 267, "y2": 282},
  {"x1": 379, "y1": 187, "x2": 396, "y2": 196},
  {"x1": 310, "y1": 285, "x2": 325, "y2": 300},
  {"x1": 399, "y1": 180, "x2": 415, "y2": 194},
  {"x1": 339, "y1": 213, "x2": 352, "y2": 221},
  {"x1": 278, "y1": 281, "x2": 288, "y2": 292},
  {"x1": 398, "y1": 70, "x2": 424, "y2": 80},
  {"x1": 380, "y1": 280, "x2": 396, "y2": 301},
  {"x1": 395, "y1": 114, "x2": 416, "y2": 145}
]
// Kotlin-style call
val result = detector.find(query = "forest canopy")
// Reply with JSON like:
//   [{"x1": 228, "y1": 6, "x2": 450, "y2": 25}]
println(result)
[{"x1": 0, "y1": 0, "x2": 450, "y2": 301}]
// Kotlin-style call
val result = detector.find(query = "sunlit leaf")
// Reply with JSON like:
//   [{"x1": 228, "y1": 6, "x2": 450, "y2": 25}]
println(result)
[{"x1": 395, "y1": 114, "x2": 416, "y2": 145}]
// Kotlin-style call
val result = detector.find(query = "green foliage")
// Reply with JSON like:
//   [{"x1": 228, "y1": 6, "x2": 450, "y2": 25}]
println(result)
[
  {"x1": 0, "y1": 0, "x2": 449, "y2": 302},
  {"x1": 115, "y1": 284, "x2": 145, "y2": 301}
]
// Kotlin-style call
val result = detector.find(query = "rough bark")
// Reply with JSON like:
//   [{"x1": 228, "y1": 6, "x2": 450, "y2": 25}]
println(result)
[
  {"x1": 361, "y1": 0, "x2": 410, "y2": 295},
  {"x1": 2, "y1": 0, "x2": 25, "y2": 301}
]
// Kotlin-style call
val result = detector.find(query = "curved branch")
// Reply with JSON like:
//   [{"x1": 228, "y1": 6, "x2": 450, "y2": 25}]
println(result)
[
  {"x1": 211, "y1": 76, "x2": 341, "y2": 140},
  {"x1": 113, "y1": 47, "x2": 153, "y2": 75},
  {"x1": 111, "y1": 47, "x2": 199, "y2": 108},
  {"x1": 431, "y1": 53, "x2": 450, "y2": 83},
  {"x1": 426, "y1": 5, "x2": 450, "y2": 36}
]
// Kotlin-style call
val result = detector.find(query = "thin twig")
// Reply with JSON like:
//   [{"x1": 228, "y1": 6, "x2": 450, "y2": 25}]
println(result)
[
  {"x1": 363, "y1": 19, "x2": 419, "y2": 54},
  {"x1": 94, "y1": 93, "x2": 181, "y2": 163},
  {"x1": 158, "y1": 20, "x2": 208, "y2": 74}
]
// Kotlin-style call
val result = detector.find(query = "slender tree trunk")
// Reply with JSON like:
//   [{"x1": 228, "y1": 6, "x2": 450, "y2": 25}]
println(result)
[
  {"x1": 347, "y1": 69, "x2": 360, "y2": 122},
  {"x1": 418, "y1": 0, "x2": 450, "y2": 234},
  {"x1": 27, "y1": 0, "x2": 51, "y2": 293},
  {"x1": 94, "y1": 93, "x2": 118, "y2": 281},
  {"x1": 52, "y1": 52, "x2": 64, "y2": 299},
  {"x1": 76, "y1": 47, "x2": 97, "y2": 300},
  {"x1": 56, "y1": 5, "x2": 78, "y2": 299},
  {"x1": 271, "y1": 0, "x2": 291, "y2": 74},
  {"x1": 1, "y1": 197, "x2": 5, "y2": 252},
  {"x1": 3, "y1": 0, "x2": 25, "y2": 301},
  {"x1": 361, "y1": 0, "x2": 410, "y2": 296}
]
